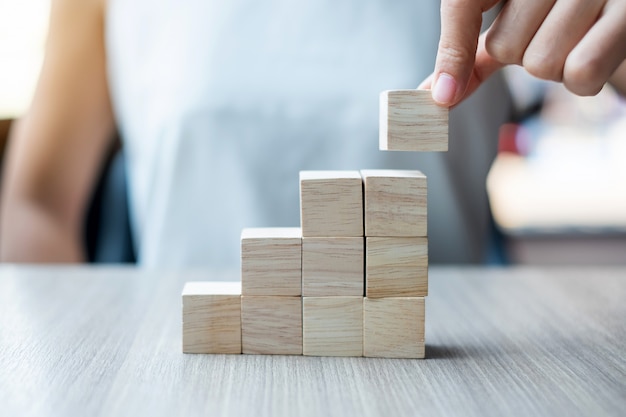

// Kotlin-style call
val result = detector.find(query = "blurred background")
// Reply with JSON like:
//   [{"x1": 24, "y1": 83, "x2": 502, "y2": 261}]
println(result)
[
  {"x1": 0, "y1": 0, "x2": 49, "y2": 156},
  {"x1": 492, "y1": 67, "x2": 626, "y2": 265},
  {"x1": 1, "y1": 0, "x2": 625, "y2": 265}
]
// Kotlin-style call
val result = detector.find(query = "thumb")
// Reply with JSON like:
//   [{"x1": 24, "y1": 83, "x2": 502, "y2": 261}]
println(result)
[{"x1": 433, "y1": 0, "x2": 499, "y2": 107}]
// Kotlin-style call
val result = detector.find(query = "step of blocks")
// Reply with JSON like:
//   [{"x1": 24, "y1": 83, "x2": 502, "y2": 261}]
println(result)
[{"x1": 182, "y1": 88, "x2": 445, "y2": 359}]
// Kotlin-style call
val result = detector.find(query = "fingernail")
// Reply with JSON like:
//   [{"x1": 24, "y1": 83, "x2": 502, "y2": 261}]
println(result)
[{"x1": 432, "y1": 73, "x2": 457, "y2": 105}]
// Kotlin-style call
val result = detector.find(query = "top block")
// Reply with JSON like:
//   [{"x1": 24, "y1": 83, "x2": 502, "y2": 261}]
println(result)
[
  {"x1": 380, "y1": 90, "x2": 448, "y2": 152},
  {"x1": 300, "y1": 171, "x2": 363, "y2": 237}
]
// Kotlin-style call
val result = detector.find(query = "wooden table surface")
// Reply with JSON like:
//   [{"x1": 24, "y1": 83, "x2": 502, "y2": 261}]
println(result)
[{"x1": 0, "y1": 266, "x2": 624, "y2": 417}]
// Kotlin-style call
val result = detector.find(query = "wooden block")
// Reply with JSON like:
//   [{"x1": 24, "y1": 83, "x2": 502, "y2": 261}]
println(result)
[
  {"x1": 361, "y1": 170, "x2": 427, "y2": 237},
  {"x1": 303, "y1": 297, "x2": 363, "y2": 357},
  {"x1": 302, "y1": 237, "x2": 364, "y2": 296},
  {"x1": 241, "y1": 228, "x2": 302, "y2": 296},
  {"x1": 300, "y1": 171, "x2": 363, "y2": 237},
  {"x1": 241, "y1": 296, "x2": 302, "y2": 355},
  {"x1": 182, "y1": 281, "x2": 241, "y2": 354},
  {"x1": 363, "y1": 297, "x2": 425, "y2": 359},
  {"x1": 379, "y1": 89, "x2": 448, "y2": 152},
  {"x1": 366, "y1": 237, "x2": 428, "y2": 297}
]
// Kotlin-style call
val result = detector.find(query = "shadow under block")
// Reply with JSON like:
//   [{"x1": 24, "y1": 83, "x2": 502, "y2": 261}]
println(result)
[
  {"x1": 182, "y1": 282, "x2": 242, "y2": 354},
  {"x1": 300, "y1": 171, "x2": 363, "y2": 237},
  {"x1": 241, "y1": 296, "x2": 302, "y2": 355},
  {"x1": 303, "y1": 297, "x2": 363, "y2": 357},
  {"x1": 379, "y1": 89, "x2": 448, "y2": 152},
  {"x1": 241, "y1": 228, "x2": 302, "y2": 296},
  {"x1": 361, "y1": 170, "x2": 427, "y2": 237},
  {"x1": 302, "y1": 237, "x2": 364, "y2": 296},
  {"x1": 363, "y1": 297, "x2": 425, "y2": 359},
  {"x1": 366, "y1": 237, "x2": 428, "y2": 297}
]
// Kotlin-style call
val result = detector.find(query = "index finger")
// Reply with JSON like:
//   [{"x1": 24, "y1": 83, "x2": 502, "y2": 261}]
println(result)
[{"x1": 433, "y1": 0, "x2": 500, "y2": 106}]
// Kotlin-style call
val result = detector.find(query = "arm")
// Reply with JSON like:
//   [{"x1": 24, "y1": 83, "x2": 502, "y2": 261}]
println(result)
[
  {"x1": 0, "y1": 0, "x2": 114, "y2": 262},
  {"x1": 426, "y1": 0, "x2": 626, "y2": 106}
]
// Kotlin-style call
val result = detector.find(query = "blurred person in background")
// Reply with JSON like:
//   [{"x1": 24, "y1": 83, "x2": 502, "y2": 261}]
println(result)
[{"x1": 0, "y1": 0, "x2": 622, "y2": 267}]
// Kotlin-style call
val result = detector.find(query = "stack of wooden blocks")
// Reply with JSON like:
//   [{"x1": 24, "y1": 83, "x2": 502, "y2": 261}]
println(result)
[{"x1": 183, "y1": 90, "x2": 448, "y2": 358}]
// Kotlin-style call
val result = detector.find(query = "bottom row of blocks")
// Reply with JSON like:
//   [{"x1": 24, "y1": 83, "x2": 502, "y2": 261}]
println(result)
[{"x1": 182, "y1": 282, "x2": 425, "y2": 358}]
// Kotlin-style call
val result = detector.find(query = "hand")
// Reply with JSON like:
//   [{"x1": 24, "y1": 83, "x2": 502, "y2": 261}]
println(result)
[{"x1": 420, "y1": 0, "x2": 626, "y2": 107}]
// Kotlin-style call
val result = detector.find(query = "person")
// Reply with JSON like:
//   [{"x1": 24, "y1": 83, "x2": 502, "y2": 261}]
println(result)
[
  {"x1": 0, "y1": 0, "x2": 621, "y2": 267},
  {"x1": 424, "y1": 0, "x2": 626, "y2": 105}
]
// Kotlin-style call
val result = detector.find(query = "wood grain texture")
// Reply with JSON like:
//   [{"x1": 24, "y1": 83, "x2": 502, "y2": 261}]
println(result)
[
  {"x1": 303, "y1": 297, "x2": 363, "y2": 357},
  {"x1": 300, "y1": 171, "x2": 363, "y2": 237},
  {"x1": 241, "y1": 228, "x2": 302, "y2": 296},
  {"x1": 379, "y1": 90, "x2": 448, "y2": 152},
  {"x1": 182, "y1": 282, "x2": 242, "y2": 354},
  {"x1": 361, "y1": 170, "x2": 427, "y2": 237},
  {"x1": 363, "y1": 297, "x2": 425, "y2": 359},
  {"x1": 1, "y1": 266, "x2": 625, "y2": 417},
  {"x1": 241, "y1": 296, "x2": 302, "y2": 355},
  {"x1": 302, "y1": 237, "x2": 364, "y2": 296},
  {"x1": 366, "y1": 237, "x2": 428, "y2": 297}
]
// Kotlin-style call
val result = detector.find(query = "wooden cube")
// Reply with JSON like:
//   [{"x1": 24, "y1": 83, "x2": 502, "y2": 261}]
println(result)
[
  {"x1": 361, "y1": 170, "x2": 427, "y2": 237},
  {"x1": 366, "y1": 237, "x2": 428, "y2": 297},
  {"x1": 300, "y1": 171, "x2": 363, "y2": 237},
  {"x1": 302, "y1": 237, "x2": 364, "y2": 296},
  {"x1": 241, "y1": 228, "x2": 302, "y2": 296},
  {"x1": 182, "y1": 281, "x2": 241, "y2": 354},
  {"x1": 241, "y1": 296, "x2": 302, "y2": 355},
  {"x1": 303, "y1": 297, "x2": 363, "y2": 357},
  {"x1": 379, "y1": 89, "x2": 448, "y2": 152},
  {"x1": 363, "y1": 297, "x2": 425, "y2": 359}
]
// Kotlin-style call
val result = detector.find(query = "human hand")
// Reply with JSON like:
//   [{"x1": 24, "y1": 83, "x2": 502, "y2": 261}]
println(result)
[{"x1": 420, "y1": 0, "x2": 626, "y2": 107}]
